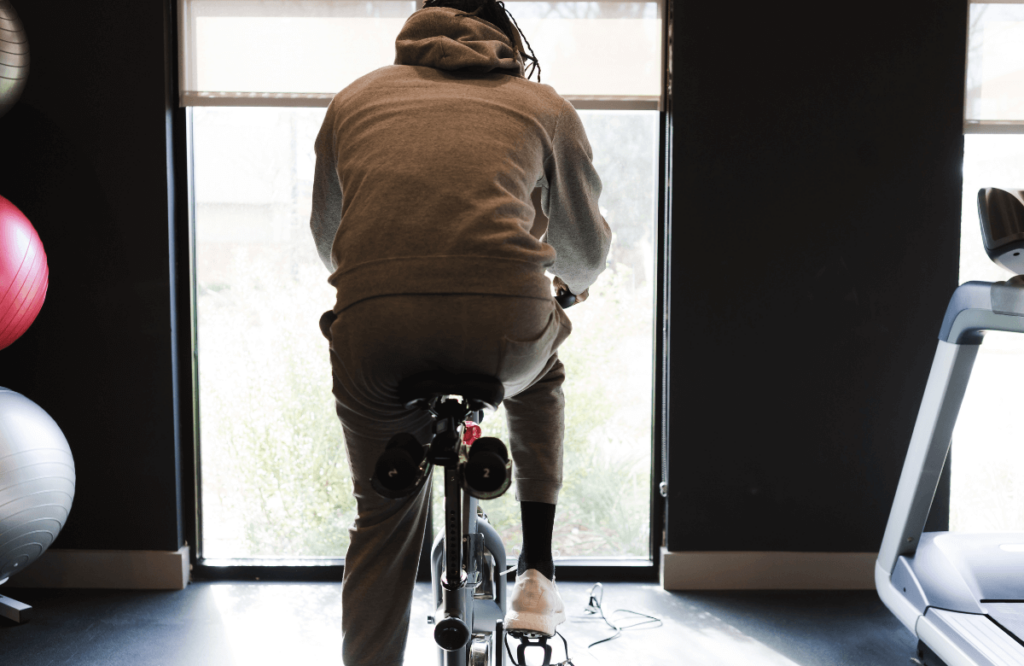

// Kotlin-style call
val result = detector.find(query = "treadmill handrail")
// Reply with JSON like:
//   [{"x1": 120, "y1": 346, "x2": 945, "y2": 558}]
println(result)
[
  {"x1": 877, "y1": 340, "x2": 978, "y2": 574},
  {"x1": 940, "y1": 280, "x2": 1024, "y2": 344},
  {"x1": 879, "y1": 277, "x2": 1024, "y2": 576}
]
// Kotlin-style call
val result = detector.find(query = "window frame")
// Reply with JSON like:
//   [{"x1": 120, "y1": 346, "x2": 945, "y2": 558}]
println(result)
[{"x1": 173, "y1": 0, "x2": 672, "y2": 583}]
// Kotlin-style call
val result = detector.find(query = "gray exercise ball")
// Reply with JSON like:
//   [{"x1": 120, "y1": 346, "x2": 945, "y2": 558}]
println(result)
[
  {"x1": 0, "y1": 0, "x2": 29, "y2": 121},
  {"x1": 0, "y1": 387, "x2": 75, "y2": 583}
]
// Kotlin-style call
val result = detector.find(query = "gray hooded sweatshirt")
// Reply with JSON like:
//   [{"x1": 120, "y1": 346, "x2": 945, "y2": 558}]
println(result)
[{"x1": 310, "y1": 6, "x2": 611, "y2": 312}]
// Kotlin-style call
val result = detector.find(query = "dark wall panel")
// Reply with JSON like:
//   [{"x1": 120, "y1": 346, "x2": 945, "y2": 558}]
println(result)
[
  {"x1": 666, "y1": 1, "x2": 967, "y2": 551},
  {"x1": 0, "y1": 1, "x2": 181, "y2": 551}
]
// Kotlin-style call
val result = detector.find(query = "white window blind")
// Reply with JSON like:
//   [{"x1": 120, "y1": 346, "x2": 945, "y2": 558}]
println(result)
[
  {"x1": 966, "y1": 1, "x2": 1024, "y2": 132},
  {"x1": 178, "y1": 0, "x2": 664, "y2": 109}
]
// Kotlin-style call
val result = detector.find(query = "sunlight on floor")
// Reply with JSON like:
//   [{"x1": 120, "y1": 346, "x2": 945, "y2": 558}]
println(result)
[
  {"x1": 205, "y1": 581, "x2": 803, "y2": 665},
  {"x1": 208, "y1": 583, "x2": 342, "y2": 665},
  {"x1": 408, "y1": 584, "x2": 802, "y2": 666}
]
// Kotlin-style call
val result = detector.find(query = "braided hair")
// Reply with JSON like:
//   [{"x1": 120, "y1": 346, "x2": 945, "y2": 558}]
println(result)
[{"x1": 421, "y1": 0, "x2": 541, "y2": 82}]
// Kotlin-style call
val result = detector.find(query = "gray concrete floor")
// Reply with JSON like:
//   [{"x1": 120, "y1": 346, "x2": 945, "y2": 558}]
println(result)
[{"x1": 0, "y1": 582, "x2": 917, "y2": 665}]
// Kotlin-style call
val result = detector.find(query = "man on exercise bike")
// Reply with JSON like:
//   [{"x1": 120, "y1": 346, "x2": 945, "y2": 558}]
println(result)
[{"x1": 311, "y1": 1, "x2": 611, "y2": 663}]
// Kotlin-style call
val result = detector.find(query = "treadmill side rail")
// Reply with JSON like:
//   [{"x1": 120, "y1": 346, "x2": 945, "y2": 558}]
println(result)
[
  {"x1": 891, "y1": 556, "x2": 929, "y2": 616},
  {"x1": 876, "y1": 560, "x2": 923, "y2": 634},
  {"x1": 919, "y1": 609, "x2": 1024, "y2": 666},
  {"x1": 877, "y1": 340, "x2": 980, "y2": 575}
]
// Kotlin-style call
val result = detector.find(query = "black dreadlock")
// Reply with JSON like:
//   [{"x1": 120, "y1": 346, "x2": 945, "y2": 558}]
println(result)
[{"x1": 421, "y1": 0, "x2": 541, "y2": 82}]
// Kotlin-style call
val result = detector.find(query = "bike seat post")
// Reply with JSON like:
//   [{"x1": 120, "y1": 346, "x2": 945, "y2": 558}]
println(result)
[
  {"x1": 442, "y1": 462, "x2": 465, "y2": 592},
  {"x1": 432, "y1": 397, "x2": 469, "y2": 593}
]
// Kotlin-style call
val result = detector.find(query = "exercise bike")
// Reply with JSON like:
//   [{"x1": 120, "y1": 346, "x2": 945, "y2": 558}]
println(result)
[{"x1": 370, "y1": 288, "x2": 578, "y2": 666}]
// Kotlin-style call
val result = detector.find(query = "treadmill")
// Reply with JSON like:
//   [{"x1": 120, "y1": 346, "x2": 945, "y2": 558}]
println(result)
[{"x1": 877, "y1": 187, "x2": 1024, "y2": 666}]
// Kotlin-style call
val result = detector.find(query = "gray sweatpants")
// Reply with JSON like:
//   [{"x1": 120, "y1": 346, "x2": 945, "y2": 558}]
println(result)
[{"x1": 324, "y1": 294, "x2": 571, "y2": 666}]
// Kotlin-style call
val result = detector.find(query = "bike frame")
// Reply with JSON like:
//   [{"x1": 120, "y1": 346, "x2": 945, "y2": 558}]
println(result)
[{"x1": 428, "y1": 404, "x2": 507, "y2": 666}]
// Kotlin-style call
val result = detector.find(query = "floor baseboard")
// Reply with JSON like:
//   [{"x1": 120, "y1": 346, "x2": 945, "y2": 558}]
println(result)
[
  {"x1": 2, "y1": 546, "x2": 190, "y2": 590},
  {"x1": 661, "y1": 547, "x2": 877, "y2": 590}
]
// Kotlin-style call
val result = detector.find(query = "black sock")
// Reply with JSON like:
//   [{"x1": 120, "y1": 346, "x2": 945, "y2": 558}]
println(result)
[{"x1": 518, "y1": 501, "x2": 556, "y2": 580}]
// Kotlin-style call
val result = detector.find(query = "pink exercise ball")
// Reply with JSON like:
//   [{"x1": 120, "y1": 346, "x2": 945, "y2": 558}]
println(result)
[{"x1": 0, "y1": 195, "x2": 48, "y2": 351}]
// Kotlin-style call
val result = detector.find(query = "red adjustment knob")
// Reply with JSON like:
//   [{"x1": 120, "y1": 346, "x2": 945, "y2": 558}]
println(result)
[{"x1": 463, "y1": 423, "x2": 482, "y2": 446}]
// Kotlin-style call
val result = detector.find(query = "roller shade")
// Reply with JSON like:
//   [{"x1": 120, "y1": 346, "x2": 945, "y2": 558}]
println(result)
[
  {"x1": 967, "y1": 1, "x2": 1024, "y2": 131},
  {"x1": 178, "y1": 0, "x2": 664, "y2": 108}
]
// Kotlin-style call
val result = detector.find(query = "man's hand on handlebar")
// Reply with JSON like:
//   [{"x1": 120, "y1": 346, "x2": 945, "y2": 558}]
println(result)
[{"x1": 553, "y1": 276, "x2": 589, "y2": 308}]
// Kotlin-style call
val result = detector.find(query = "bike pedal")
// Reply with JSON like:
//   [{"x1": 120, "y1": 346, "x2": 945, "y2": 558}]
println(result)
[
  {"x1": 511, "y1": 634, "x2": 553, "y2": 666},
  {"x1": 508, "y1": 630, "x2": 552, "y2": 640},
  {"x1": 505, "y1": 630, "x2": 573, "y2": 666}
]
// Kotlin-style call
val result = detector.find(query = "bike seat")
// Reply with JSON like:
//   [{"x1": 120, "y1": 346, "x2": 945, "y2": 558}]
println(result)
[{"x1": 398, "y1": 370, "x2": 505, "y2": 412}]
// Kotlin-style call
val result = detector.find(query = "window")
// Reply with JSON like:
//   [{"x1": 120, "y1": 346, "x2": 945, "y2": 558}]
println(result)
[
  {"x1": 952, "y1": 1, "x2": 1024, "y2": 533},
  {"x1": 964, "y1": 2, "x2": 1024, "y2": 130},
  {"x1": 180, "y1": 0, "x2": 665, "y2": 565}
]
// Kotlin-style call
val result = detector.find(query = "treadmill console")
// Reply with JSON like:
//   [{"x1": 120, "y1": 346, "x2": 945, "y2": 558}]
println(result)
[{"x1": 979, "y1": 187, "x2": 1024, "y2": 275}]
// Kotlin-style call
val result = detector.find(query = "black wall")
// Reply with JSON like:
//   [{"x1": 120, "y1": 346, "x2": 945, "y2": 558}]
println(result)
[
  {"x1": 0, "y1": 1, "x2": 182, "y2": 552},
  {"x1": 666, "y1": 1, "x2": 968, "y2": 551}
]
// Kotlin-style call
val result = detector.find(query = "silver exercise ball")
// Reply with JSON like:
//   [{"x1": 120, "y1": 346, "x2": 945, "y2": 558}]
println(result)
[
  {"x1": 0, "y1": 0, "x2": 29, "y2": 121},
  {"x1": 0, "y1": 387, "x2": 75, "y2": 582}
]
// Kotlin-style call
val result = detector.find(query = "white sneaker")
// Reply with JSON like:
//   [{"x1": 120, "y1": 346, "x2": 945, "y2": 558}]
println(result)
[{"x1": 504, "y1": 569, "x2": 566, "y2": 637}]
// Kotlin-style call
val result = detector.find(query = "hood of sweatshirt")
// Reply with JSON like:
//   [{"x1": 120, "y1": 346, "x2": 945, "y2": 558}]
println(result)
[{"x1": 394, "y1": 7, "x2": 525, "y2": 77}]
